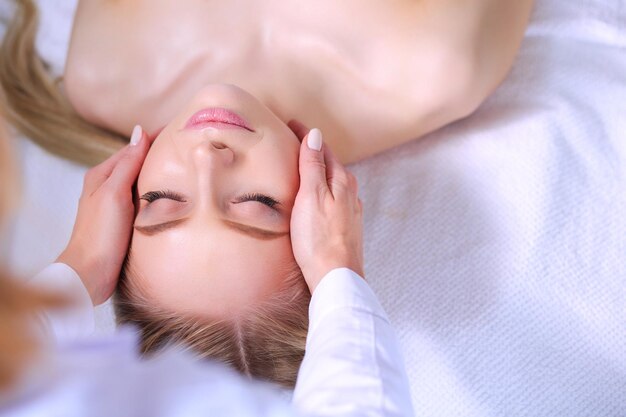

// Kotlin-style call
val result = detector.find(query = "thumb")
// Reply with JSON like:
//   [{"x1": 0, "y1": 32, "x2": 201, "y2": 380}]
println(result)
[
  {"x1": 299, "y1": 128, "x2": 328, "y2": 194},
  {"x1": 108, "y1": 125, "x2": 151, "y2": 189}
]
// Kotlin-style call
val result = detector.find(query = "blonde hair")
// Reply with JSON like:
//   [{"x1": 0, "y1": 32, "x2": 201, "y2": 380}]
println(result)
[
  {"x1": 115, "y1": 253, "x2": 311, "y2": 389},
  {"x1": 0, "y1": 0, "x2": 125, "y2": 166}
]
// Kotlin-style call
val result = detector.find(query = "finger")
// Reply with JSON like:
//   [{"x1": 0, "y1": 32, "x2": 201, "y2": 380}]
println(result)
[
  {"x1": 83, "y1": 144, "x2": 129, "y2": 192},
  {"x1": 83, "y1": 125, "x2": 147, "y2": 192},
  {"x1": 107, "y1": 126, "x2": 151, "y2": 190},
  {"x1": 288, "y1": 119, "x2": 310, "y2": 143},
  {"x1": 322, "y1": 143, "x2": 351, "y2": 197},
  {"x1": 346, "y1": 171, "x2": 359, "y2": 196},
  {"x1": 298, "y1": 128, "x2": 329, "y2": 196}
]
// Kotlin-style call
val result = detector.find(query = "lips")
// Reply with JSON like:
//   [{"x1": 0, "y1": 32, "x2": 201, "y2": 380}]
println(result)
[{"x1": 185, "y1": 108, "x2": 254, "y2": 132}]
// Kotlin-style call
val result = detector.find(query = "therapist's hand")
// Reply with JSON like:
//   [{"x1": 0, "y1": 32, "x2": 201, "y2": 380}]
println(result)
[
  {"x1": 57, "y1": 126, "x2": 151, "y2": 305},
  {"x1": 289, "y1": 126, "x2": 364, "y2": 293}
]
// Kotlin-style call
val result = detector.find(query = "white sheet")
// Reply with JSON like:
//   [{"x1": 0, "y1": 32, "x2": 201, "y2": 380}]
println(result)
[{"x1": 2, "y1": 0, "x2": 625, "y2": 415}]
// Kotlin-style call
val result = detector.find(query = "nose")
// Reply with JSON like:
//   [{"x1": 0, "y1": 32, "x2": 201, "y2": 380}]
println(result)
[
  {"x1": 191, "y1": 140, "x2": 235, "y2": 169},
  {"x1": 191, "y1": 140, "x2": 235, "y2": 210}
]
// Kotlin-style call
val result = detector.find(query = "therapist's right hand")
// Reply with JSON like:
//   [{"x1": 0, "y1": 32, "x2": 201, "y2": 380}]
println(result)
[
  {"x1": 56, "y1": 126, "x2": 151, "y2": 306},
  {"x1": 289, "y1": 127, "x2": 364, "y2": 293}
]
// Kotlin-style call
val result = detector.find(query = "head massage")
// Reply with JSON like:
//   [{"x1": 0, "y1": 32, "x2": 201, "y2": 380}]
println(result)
[
  {"x1": 8, "y1": 0, "x2": 603, "y2": 415},
  {"x1": 0, "y1": 0, "x2": 531, "y2": 384},
  {"x1": 115, "y1": 85, "x2": 312, "y2": 387},
  {"x1": 0, "y1": 77, "x2": 382, "y2": 414}
]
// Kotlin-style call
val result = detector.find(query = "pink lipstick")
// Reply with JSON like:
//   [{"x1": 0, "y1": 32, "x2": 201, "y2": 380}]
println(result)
[{"x1": 185, "y1": 108, "x2": 254, "y2": 132}]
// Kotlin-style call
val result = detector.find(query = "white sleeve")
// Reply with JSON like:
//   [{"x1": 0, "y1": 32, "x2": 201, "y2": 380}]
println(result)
[
  {"x1": 28, "y1": 263, "x2": 95, "y2": 344},
  {"x1": 292, "y1": 268, "x2": 414, "y2": 417}
]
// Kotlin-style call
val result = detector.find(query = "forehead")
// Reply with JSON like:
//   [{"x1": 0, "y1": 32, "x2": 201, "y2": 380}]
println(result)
[{"x1": 130, "y1": 219, "x2": 296, "y2": 317}]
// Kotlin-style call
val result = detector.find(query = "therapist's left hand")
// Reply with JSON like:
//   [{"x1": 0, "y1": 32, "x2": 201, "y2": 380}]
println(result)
[
  {"x1": 57, "y1": 126, "x2": 151, "y2": 306},
  {"x1": 288, "y1": 122, "x2": 364, "y2": 293}
]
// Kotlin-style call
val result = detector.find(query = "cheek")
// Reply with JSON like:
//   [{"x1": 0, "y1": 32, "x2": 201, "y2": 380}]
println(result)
[
  {"x1": 241, "y1": 155, "x2": 298, "y2": 206},
  {"x1": 136, "y1": 135, "x2": 168, "y2": 188},
  {"x1": 137, "y1": 131, "x2": 187, "y2": 190},
  {"x1": 262, "y1": 141, "x2": 300, "y2": 192}
]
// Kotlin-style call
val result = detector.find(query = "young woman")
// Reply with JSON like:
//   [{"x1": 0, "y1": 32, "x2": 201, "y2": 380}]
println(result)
[
  {"x1": 0, "y1": 113, "x2": 414, "y2": 416},
  {"x1": 0, "y1": 0, "x2": 534, "y2": 389}
]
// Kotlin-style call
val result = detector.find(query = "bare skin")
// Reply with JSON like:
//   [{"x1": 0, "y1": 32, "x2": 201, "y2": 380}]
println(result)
[
  {"x1": 58, "y1": 0, "x2": 534, "y2": 315},
  {"x1": 64, "y1": 0, "x2": 534, "y2": 163},
  {"x1": 57, "y1": 86, "x2": 363, "y2": 312}
]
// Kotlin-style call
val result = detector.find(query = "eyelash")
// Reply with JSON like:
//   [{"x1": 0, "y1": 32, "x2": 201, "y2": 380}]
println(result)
[
  {"x1": 140, "y1": 190, "x2": 279, "y2": 209},
  {"x1": 140, "y1": 190, "x2": 186, "y2": 203},
  {"x1": 236, "y1": 193, "x2": 280, "y2": 209}
]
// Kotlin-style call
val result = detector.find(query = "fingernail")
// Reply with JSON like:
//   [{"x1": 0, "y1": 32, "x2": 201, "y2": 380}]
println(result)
[
  {"x1": 130, "y1": 125, "x2": 142, "y2": 146},
  {"x1": 307, "y1": 128, "x2": 322, "y2": 151}
]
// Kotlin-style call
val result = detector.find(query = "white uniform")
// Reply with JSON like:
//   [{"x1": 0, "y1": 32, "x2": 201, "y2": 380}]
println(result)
[{"x1": 0, "y1": 265, "x2": 415, "y2": 417}]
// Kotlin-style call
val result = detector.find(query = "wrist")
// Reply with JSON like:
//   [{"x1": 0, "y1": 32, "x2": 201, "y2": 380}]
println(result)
[
  {"x1": 56, "y1": 246, "x2": 101, "y2": 306},
  {"x1": 303, "y1": 260, "x2": 364, "y2": 294}
]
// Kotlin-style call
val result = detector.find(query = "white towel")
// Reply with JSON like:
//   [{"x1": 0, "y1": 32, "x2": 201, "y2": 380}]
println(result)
[{"x1": 2, "y1": 0, "x2": 625, "y2": 415}]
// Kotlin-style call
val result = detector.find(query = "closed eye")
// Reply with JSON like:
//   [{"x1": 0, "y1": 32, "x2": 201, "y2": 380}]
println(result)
[
  {"x1": 140, "y1": 190, "x2": 187, "y2": 203},
  {"x1": 140, "y1": 190, "x2": 279, "y2": 209},
  {"x1": 234, "y1": 193, "x2": 280, "y2": 209}
]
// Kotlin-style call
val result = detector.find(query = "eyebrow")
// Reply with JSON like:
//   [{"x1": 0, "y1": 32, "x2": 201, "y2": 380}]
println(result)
[
  {"x1": 133, "y1": 218, "x2": 190, "y2": 236},
  {"x1": 133, "y1": 218, "x2": 288, "y2": 240},
  {"x1": 221, "y1": 219, "x2": 288, "y2": 240}
]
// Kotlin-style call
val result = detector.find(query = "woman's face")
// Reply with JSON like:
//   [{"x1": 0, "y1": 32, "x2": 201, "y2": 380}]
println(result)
[{"x1": 130, "y1": 84, "x2": 301, "y2": 318}]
